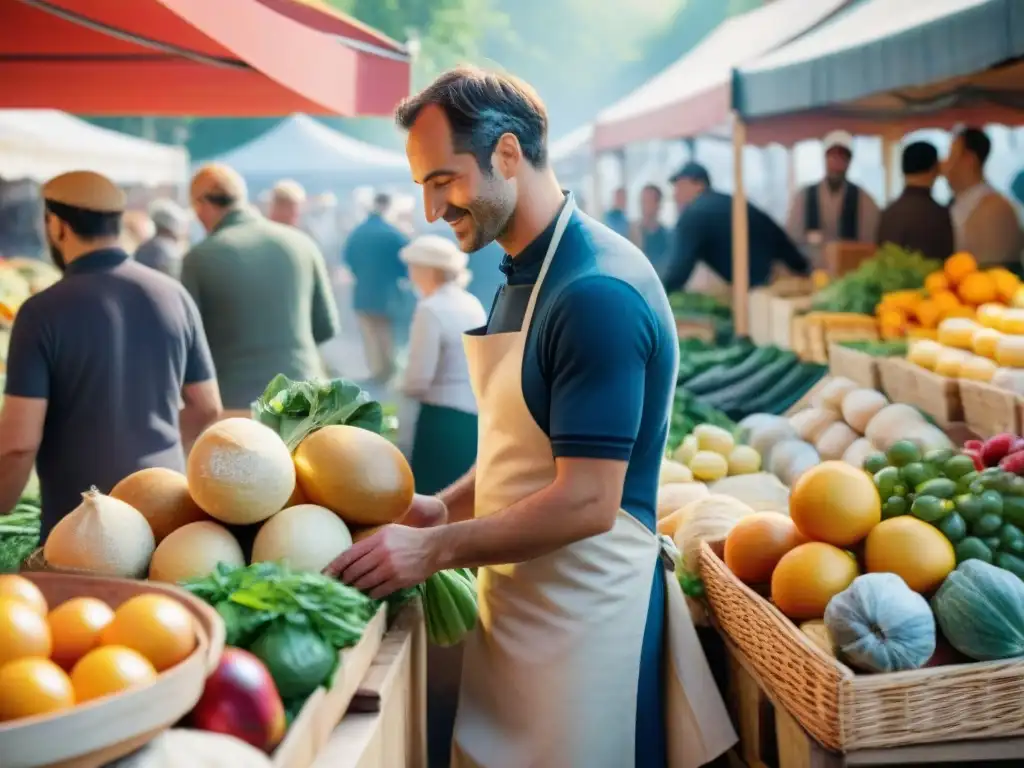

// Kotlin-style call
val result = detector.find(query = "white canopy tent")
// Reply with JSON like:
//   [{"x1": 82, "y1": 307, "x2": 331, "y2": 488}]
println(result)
[{"x1": 0, "y1": 110, "x2": 189, "y2": 187}]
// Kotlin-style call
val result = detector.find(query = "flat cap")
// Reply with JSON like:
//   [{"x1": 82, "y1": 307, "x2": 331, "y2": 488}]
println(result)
[{"x1": 42, "y1": 171, "x2": 126, "y2": 214}]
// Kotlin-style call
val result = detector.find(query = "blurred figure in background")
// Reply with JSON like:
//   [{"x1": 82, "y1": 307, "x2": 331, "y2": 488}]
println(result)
[
  {"x1": 184, "y1": 164, "x2": 340, "y2": 414},
  {"x1": 135, "y1": 198, "x2": 190, "y2": 279},
  {"x1": 120, "y1": 209, "x2": 155, "y2": 256},
  {"x1": 268, "y1": 179, "x2": 306, "y2": 228},
  {"x1": 631, "y1": 183, "x2": 670, "y2": 273},
  {"x1": 342, "y1": 192, "x2": 408, "y2": 386},
  {"x1": 945, "y1": 126, "x2": 1024, "y2": 266},
  {"x1": 786, "y1": 131, "x2": 880, "y2": 255},
  {"x1": 876, "y1": 141, "x2": 954, "y2": 261},
  {"x1": 603, "y1": 186, "x2": 629, "y2": 238},
  {"x1": 398, "y1": 235, "x2": 485, "y2": 494}
]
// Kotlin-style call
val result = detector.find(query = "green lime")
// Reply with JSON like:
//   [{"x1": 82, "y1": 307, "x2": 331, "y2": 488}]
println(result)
[
  {"x1": 980, "y1": 489, "x2": 1004, "y2": 517},
  {"x1": 954, "y1": 493, "x2": 985, "y2": 524},
  {"x1": 999, "y1": 523, "x2": 1024, "y2": 555},
  {"x1": 863, "y1": 452, "x2": 889, "y2": 474},
  {"x1": 915, "y1": 478, "x2": 957, "y2": 499},
  {"x1": 943, "y1": 454, "x2": 978, "y2": 481},
  {"x1": 887, "y1": 440, "x2": 922, "y2": 468},
  {"x1": 911, "y1": 495, "x2": 948, "y2": 523},
  {"x1": 925, "y1": 448, "x2": 955, "y2": 466},
  {"x1": 955, "y1": 536, "x2": 994, "y2": 564},
  {"x1": 973, "y1": 512, "x2": 1004, "y2": 537},
  {"x1": 936, "y1": 511, "x2": 967, "y2": 543},
  {"x1": 882, "y1": 496, "x2": 907, "y2": 519},
  {"x1": 900, "y1": 462, "x2": 932, "y2": 489},
  {"x1": 874, "y1": 466, "x2": 901, "y2": 499}
]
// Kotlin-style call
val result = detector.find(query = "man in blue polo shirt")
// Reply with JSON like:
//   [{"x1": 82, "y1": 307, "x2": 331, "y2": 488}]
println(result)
[{"x1": 327, "y1": 67, "x2": 734, "y2": 768}]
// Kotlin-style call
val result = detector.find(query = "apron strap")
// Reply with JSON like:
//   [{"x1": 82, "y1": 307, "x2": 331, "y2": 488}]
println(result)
[
  {"x1": 521, "y1": 194, "x2": 577, "y2": 328},
  {"x1": 658, "y1": 534, "x2": 680, "y2": 572}
]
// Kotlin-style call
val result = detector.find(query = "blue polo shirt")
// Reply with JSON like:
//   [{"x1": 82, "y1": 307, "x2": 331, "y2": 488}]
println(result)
[{"x1": 484, "y1": 198, "x2": 676, "y2": 765}]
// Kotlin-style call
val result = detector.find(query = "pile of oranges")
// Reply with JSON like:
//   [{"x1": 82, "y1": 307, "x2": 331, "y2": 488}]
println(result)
[
  {"x1": 876, "y1": 252, "x2": 1022, "y2": 340},
  {"x1": 0, "y1": 575, "x2": 196, "y2": 723}
]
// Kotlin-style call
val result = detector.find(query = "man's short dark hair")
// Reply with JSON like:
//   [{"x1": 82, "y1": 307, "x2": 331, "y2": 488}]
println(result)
[
  {"x1": 901, "y1": 141, "x2": 939, "y2": 175},
  {"x1": 374, "y1": 192, "x2": 391, "y2": 209},
  {"x1": 395, "y1": 66, "x2": 549, "y2": 172},
  {"x1": 642, "y1": 184, "x2": 663, "y2": 200},
  {"x1": 958, "y1": 127, "x2": 991, "y2": 166},
  {"x1": 44, "y1": 201, "x2": 121, "y2": 240}
]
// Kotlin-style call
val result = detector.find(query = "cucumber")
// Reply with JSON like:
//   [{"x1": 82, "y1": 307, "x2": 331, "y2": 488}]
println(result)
[
  {"x1": 744, "y1": 363, "x2": 826, "y2": 416},
  {"x1": 700, "y1": 352, "x2": 798, "y2": 410},
  {"x1": 683, "y1": 346, "x2": 779, "y2": 395}
]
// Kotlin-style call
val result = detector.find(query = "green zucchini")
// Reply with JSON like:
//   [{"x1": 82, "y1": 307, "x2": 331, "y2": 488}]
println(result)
[
  {"x1": 699, "y1": 352, "x2": 797, "y2": 410},
  {"x1": 745, "y1": 363, "x2": 826, "y2": 415},
  {"x1": 747, "y1": 365, "x2": 827, "y2": 417},
  {"x1": 683, "y1": 346, "x2": 779, "y2": 395}
]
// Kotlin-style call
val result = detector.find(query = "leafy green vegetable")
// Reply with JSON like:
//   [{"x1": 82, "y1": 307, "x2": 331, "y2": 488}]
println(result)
[
  {"x1": 679, "y1": 570, "x2": 705, "y2": 599},
  {"x1": 668, "y1": 291, "x2": 731, "y2": 320},
  {"x1": 250, "y1": 618, "x2": 337, "y2": 700},
  {"x1": 252, "y1": 375, "x2": 384, "y2": 451},
  {"x1": 812, "y1": 244, "x2": 938, "y2": 314},
  {"x1": 839, "y1": 339, "x2": 908, "y2": 357},
  {"x1": 0, "y1": 497, "x2": 41, "y2": 573}
]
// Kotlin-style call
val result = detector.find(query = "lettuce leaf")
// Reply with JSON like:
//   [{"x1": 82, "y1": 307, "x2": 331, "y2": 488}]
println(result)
[{"x1": 251, "y1": 374, "x2": 383, "y2": 452}]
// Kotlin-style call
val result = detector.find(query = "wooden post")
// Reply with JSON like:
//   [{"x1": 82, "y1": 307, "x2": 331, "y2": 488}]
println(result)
[
  {"x1": 881, "y1": 135, "x2": 897, "y2": 204},
  {"x1": 732, "y1": 114, "x2": 750, "y2": 337}
]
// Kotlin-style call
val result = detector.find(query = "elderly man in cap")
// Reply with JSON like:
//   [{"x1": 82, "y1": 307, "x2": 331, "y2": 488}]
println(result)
[
  {"x1": 183, "y1": 164, "x2": 341, "y2": 414},
  {"x1": 268, "y1": 179, "x2": 307, "y2": 229},
  {"x1": 786, "y1": 130, "x2": 880, "y2": 258},
  {"x1": 0, "y1": 171, "x2": 221, "y2": 536},
  {"x1": 135, "y1": 198, "x2": 190, "y2": 279}
]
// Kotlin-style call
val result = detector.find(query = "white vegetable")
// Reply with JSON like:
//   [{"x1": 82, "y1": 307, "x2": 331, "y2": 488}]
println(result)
[
  {"x1": 251, "y1": 504, "x2": 353, "y2": 573},
  {"x1": 656, "y1": 482, "x2": 709, "y2": 519},
  {"x1": 673, "y1": 494, "x2": 755, "y2": 571},
  {"x1": 689, "y1": 451, "x2": 729, "y2": 481},
  {"x1": 693, "y1": 424, "x2": 735, "y2": 456},
  {"x1": 842, "y1": 437, "x2": 877, "y2": 469},
  {"x1": 671, "y1": 434, "x2": 699, "y2": 465},
  {"x1": 768, "y1": 439, "x2": 816, "y2": 480},
  {"x1": 864, "y1": 403, "x2": 926, "y2": 452},
  {"x1": 811, "y1": 377, "x2": 859, "y2": 411},
  {"x1": 746, "y1": 419, "x2": 799, "y2": 467},
  {"x1": 660, "y1": 459, "x2": 693, "y2": 485},
  {"x1": 726, "y1": 445, "x2": 762, "y2": 475},
  {"x1": 840, "y1": 389, "x2": 889, "y2": 434},
  {"x1": 109, "y1": 730, "x2": 273, "y2": 768},
  {"x1": 815, "y1": 422, "x2": 860, "y2": 461},
  {"x1": 780, "y1": 444, "x2": 821, "y2": 487},
  {"x1": 711, "y1": 473, "x2": 789, "y2": 513},
  {"x1": 789, "y1": 407, "x2": 840, "y2": 443},
  {"x1": 737, "y1": 413, "x2": 783, "y2": 445},
  {"x1": 902, "y1": 423, "x2": 954, "y2": 454}
]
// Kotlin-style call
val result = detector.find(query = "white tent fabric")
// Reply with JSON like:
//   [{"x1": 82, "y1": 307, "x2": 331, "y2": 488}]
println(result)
[
  {"x1": 0, "y1": 110, "x2": 188, "y2": 186},
  {"x1": 211, "y1": 114, "x2": 410, "y2": 194},
  {"x1": 592, "y1": 0, "x2": 850, "y2": 151}
]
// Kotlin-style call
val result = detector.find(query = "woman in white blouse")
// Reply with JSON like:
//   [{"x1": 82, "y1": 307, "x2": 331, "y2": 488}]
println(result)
[{"x1": 399, "y1": 236, "x2": 487, "y2": 494}]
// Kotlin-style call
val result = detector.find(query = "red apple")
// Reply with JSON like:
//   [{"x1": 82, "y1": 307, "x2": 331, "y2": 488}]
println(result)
[
  {"x1": 981, "y1": 434, "x2": 1017, "y2": 467},
  {"x1": 189, "y1": 647, "x2": 287, "y2": 752}
]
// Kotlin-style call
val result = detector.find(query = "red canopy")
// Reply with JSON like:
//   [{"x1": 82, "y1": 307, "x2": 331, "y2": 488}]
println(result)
[{"x1": 0, "y1": 0, "x2": 411, "y2": 116}]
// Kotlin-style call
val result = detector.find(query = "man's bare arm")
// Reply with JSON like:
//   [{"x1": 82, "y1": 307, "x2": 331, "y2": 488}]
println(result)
[
  {"x1": 432, "y1": 457, "x2": 624, "y2": 569},
  {"x1": 180, "y1": 380, "x2": 223, "y2": 453},
  {"x1": 0, "y1": 396, "x2": 46, "y2": 514}
]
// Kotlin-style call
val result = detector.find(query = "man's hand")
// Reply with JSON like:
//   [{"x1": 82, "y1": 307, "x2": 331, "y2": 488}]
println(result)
[
  {"x1": 323, "y1": 524, "x2": 441, "y2": 598},
  {"x1": 401, "y1": 494, "x2": 447, "y2": 528}
]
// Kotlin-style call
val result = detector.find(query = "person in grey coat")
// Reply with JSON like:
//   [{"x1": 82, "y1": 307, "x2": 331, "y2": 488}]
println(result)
[{"x1": 135, "y1": 199, "x2": 189, "y2": 279}]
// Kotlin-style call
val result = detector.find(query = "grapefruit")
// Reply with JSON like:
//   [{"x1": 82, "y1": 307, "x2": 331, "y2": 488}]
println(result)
[
  {"x1": 790, "y1": 461, "x2": 881, "y2": 546},
  {"x1": 865, "y1": 516, "x2": 956, "y2": 593},
  {"x1": 724, "y1": 512, "x2": 805, "y2": 584},
  {"x1": 771, "y1": 542, "x2": 860, "y2": 620}
]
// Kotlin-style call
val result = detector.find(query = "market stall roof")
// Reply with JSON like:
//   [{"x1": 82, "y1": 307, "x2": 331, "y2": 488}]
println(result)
[
  {"x1": 734, "y1": 0, "x2": 1024, "y2": 144},
  {"x1": 591, "y1": 0, "x2": 851, "y2": 152},
  {"x1": 0, "y1": 0, "x2": 411, "y2": 116},
  {"x1": 0, "y1": 110, "x2": 188, "y2": 186},
  {"x1": 210, "y1": 114, "x2": 410, "y2": 194}
]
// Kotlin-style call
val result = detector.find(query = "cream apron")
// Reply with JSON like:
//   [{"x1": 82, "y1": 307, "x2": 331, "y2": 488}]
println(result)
[{"x1": 451, "y1": 197, "x2": 736, "y2": 768}]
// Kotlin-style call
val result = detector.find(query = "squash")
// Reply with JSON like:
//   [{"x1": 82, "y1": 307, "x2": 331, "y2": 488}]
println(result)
[
  {"x1": 937, "y1": 317, "x2": 980, "y2": 350},
  {"x1": 995, "y1": 334, "x2": 1024, "y2": 368},
  {"x1": 931, "y1": 559, "x2": 1024, "y2": 661},
  {"x1": 814, "y1": 422, "x2": 859, "y2": 462},
  {"x1": 693, "y1": 424, "x2": 735, "y2": 456},
  {"x1": 824, "y1": 573, "x2": 936, "y2": 673},
  {"x1": 656, "y1": 482, "x2": 709, "y2": 519},
  {"x1": 671, "y1": 435, "x2": 699, "y2": 466},
  {"x1": 724, "y1": 512, "x2": 805, "y2": 584},
  {"x1": 971, "y1": 327, "x2": 1002, "y2": 359},
  {"x1": 865, "y1": 516, "x2": 955, "y2": 594},
  {"x1": 789, "y1": 408, "x2": 839, "y2": 444},
  {"x1": 842, "y1": 438, "x2": 877, "y2": 470},
  {"x1": 660, "y1": 459, "x2": 693, "y2": 485},
  {"x1": 811, "y1": 377, "x2": 859, "y2": 412},
  {"x1": 673, "y1": 495, "x2": 754, "y2": 572},
  {"x1": 790, "y1": 461, "x2": 880, "y2": 547},
  {"x1": 935, "y1": 347, "x2": 971, "y2": 377},
  {"x1": 864, "y1": 404, "x2": 926, "y2": 452},
  {"x1": 959, "y1": 354, "x2": 998, "y2": 382},
  {"x1": 726, "y1": 445, "x2": 761, "y2": 475},
  {"x1": 999, "y1": 308, "x2": 1024, "y2": 335},
  {"x1": 710, "y1": 473, "x2": 788, "y2": 513},
  {"x1": 907, "y1": 339, "x2": 943, "y2": 370},
  {"x1": 689, "y1": 451, "x2": 728, "y2": 482},
  {"x1": 745, "y1": 419, "x2": 799, "y2": 467},
  {"x1": 771, "y1": 542, "x2": 859, "y2": 620},
  {"x1": 840, "y1": 389, "x2": 888, "y2": 434}
]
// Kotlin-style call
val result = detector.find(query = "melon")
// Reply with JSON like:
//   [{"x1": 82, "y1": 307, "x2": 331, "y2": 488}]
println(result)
[
  {"x1": 187, "y1": 419, "x2": 295, "y2": 525},
  {"x1": 864, "y1": 516, "x2": 955, "y2": 594},
  {"x1": 659, "y1": 459, "x2": 693, "y2": 485},
  {"x1": 932, "y1": 559, "x2": 1024, "y2": 661},
  {"x1": 771, "y1": 542, "x2": 860, "y2": 620},
  {"x1": 673, "y1": 495, "x2": 754, "y2": 572},
  {"x1": 44, "y1": 488, "x2": 155, "y2": 578},
  {"x1": 251, "y1": 505, "x2": 353, "y2": 573},
  {"x1": 149, "y1": 521, "x2": 245, "y2": 583},
  {"x1": 724, "y1": 512, "x2": 805, "y2": 584},
  {"x1": 789, "y1": 461, "x2": 881, "y2": 547},
  {"x1": 294, "y1": 426, "x2": 414, "y2": 526},
  {"x1": 284, "y1": 481, "x2": 306, "y2": 508},
  {"x1": 656, "y1": 482, "x2": 709, "y2": 519},
  {"x1": 110, "y1": 468, "x2": 207, "y2": 543}
]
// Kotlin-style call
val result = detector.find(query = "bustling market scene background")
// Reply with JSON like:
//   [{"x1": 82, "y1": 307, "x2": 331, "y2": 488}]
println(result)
[{"x1": 3, "y1": 0, "x2": 1024, "y2": 767}]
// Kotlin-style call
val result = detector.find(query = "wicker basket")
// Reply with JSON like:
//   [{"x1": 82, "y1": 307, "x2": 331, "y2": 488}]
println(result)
[
  {"x1": 0, "y1": 573, "x2": 224, "y2": 768},
  {"x1": 699, "y1": 539, "x2": 1024, "y2": 751},
  {"x1": 828, "y1": 343, "x2": 881, "y2": 391},
  {"x1": 959, "y1": 379, "x2": 1021, "y2": 438},
  {"x1": 877, "y1": 357, "x2": 919, "y2": 404}
]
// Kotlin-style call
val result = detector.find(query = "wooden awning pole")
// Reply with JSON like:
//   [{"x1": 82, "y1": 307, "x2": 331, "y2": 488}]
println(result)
[{"x1": 732, "y1": 113, "x2": 750, "y2": 337}]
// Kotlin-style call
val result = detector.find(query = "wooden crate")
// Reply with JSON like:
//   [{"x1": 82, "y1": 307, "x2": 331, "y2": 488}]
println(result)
[
  {"x1": 273, "y1": 607, "x2": 388, "y2": 768},
  {"x1": 769, "y1": 296, "x2": 813, "y2": 350},
  {"x1": 959, "y1": 379, "x2": 1021, "y2": 438},
  {"x1": 821, "y1": 241, "x2": 877, "y2": 278},
  {"x1": 828, "y1": 343, "x2": 882, "y2": 391},
  {"x1": 877, "y1": 357, "x2": 919, "y2": 403},
  {"x1": 907, "y1": 365, "x2": 964, "y2": 427},
  {"x1": 747, "y1": 289, "x2": 774, "y2": 347}
]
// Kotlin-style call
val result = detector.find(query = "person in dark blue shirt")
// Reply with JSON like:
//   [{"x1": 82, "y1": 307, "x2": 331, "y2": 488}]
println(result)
[
  {"x1": 604, "y1": 186, "x2": 630, "y2": 237},
  {"x1": 327, "y1": 66, "x2": 734, "y2": 768},
  {"x1": 631, "y1": 183, "x2": 671, "y2": 273},
  {"x1": 662, "y1": 162, "x2": 811, "y2": 293}
]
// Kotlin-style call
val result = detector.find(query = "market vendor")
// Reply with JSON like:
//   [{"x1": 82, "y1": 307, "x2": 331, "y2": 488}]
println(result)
[
  {"x1": 0, "y1": 171, "x2": 222, "y2": 535},
  {"x1": 661, "y1": 161, "x2": 811, "y2": 294},
  {"x1": 326, "y1": 66, "x2": 735, "y2": 768}
]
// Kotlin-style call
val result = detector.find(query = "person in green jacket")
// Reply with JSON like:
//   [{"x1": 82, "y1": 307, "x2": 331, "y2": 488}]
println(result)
[{"x1": 183, "y1": 164, "x2": 341, "y2": 413}]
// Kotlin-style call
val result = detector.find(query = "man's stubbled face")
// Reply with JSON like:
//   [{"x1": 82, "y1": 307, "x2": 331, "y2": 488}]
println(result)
[{"x1": 406, "y1": 105, "x2": 516, "y2": 253}]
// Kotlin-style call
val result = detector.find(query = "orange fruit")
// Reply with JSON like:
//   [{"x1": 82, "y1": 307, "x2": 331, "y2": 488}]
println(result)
[
  {"x1": 931, "y1": 290, "x2": 961, "y2": 313},
  {"x1": 988, "y1": 267, "x2": 1020, "y2": 302},
  {"x1": 0, "y1": 598, "x2": 51, "y2": 666},
  {"x1": 914, "y1": 298, "x2": 942, "y2": 329},
  {"x1": 789, "y1": 461, "x2": 881, "y2": 547},
  {"x1": 0, "y1": 575, "x2": 47, "y2": 616},
  {"x1": 957, "y1": 272, "x2": 997, "y2": 306},
  {"x1": 70, "y1": 645, "x2": 156, "y2": 703},
  {"x1": 48, "y1": 597, "x2": 115, "y2": 669},
  {"x1": 771, "y1": 542, "x2": 860, "y2": 620},
  {"x1": 725, "y1": 512, "x2": 806, "y2": 584},
  {"x1": 924, "y1": 271, "x2": 950, "y2": 295},
  {"x1": 0, "y1": 658, "x2": 74, "y2": 722},
  {"x1": 944, "y1": 251, "x2": 977, "y2": 285},
  {"x1": 101, "y1": 594, "x2": 195, "y2": 672}
]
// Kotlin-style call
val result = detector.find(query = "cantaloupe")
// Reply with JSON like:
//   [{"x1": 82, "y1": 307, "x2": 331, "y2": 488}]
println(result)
[
  {"x1": 187, "y1": 419, "x2": 295, "y2": 525},
  {"x1": 110, "y1": 468, "x2": 208, "y2": 543},
  {"x1": 148, "y1": 520, "x2": 245, "y2": 583},
  {"x1": 251, "y1": 505, "x2": 353, "y2": 573},
  {"x1": 294, "y1": 426, "x2": 414, "y2": 526},
  {"x1": 44, "y1": 488, "x2": 155, "y2": 578}
]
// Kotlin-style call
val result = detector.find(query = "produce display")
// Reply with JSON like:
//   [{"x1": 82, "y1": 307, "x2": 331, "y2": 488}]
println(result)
[
  {"x1": 0, "y1": 574, "x2": 194, "y2": 722},
  {"x1": 836, "y1": 339, "x2": 908, "y2": 357},
  {"x1": 813, "y1": 243, "x2": 938, "y2": 315},
  {"x1": 669, "y1": 424, "x2": 761, "y2": 482},
  {"x1": 0, "y1": 483, "x2": 41, "y2": 573}
]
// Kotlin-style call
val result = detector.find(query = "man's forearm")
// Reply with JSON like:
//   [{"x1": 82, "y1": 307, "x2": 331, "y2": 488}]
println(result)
[
  {"x1": 0, "y1": 451, "x2": 35, "y2": 515},
  {"x1": 432, "y1": 480, "x2": 611, "y2": 569},
  {"x1": 438, "y1": 466, "x2": 476, "y2": 523}
]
